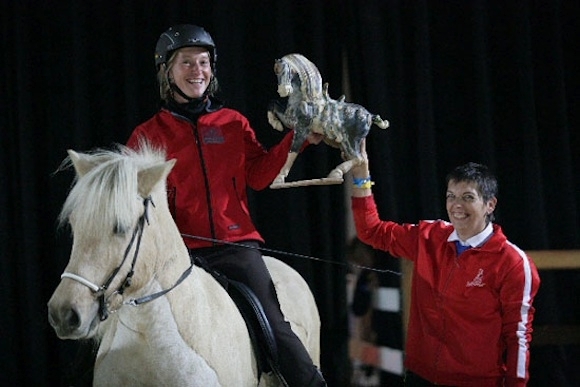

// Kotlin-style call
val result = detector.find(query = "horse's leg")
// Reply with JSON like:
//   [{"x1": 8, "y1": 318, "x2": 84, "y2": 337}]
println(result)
[
  {"x1": 267, "y1": 100, "x2": 288, "y2": 132},
  {"x1": 267, "y1": 111, "x2": 285, "y2": 132},
  {"x1": 268, "y1": 100, "x2": 293, "y2": 132},
  {"x1": 270, "y1": 152, "x2": 298, "y2": 189},
  {"x1": 327, "y1": 156, "x2": 366, "y2": 180}
]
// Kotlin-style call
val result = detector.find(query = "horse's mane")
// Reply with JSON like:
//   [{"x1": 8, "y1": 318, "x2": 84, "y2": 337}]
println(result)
[
  {"x1": 58, "y1": 142, "x2": 167, "y2": 239},
  {"x1": 284, "y1": 54, "x2": 323, "y2": 98}
]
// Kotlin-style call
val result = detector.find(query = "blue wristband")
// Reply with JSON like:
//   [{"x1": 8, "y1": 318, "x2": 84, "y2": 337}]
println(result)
[{"x1": 353, "y1": 176, "x2": 372, "y2": 187}]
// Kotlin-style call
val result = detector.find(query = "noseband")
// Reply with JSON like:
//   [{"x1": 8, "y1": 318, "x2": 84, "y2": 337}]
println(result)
[{"x1": 60, "y1": 196, "x2": 194, "y2": 321}]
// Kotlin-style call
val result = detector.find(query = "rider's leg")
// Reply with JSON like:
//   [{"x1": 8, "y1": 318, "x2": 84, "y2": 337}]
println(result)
[{"x1": 197, "y1": 242, "x2": 327, "y2": 387}]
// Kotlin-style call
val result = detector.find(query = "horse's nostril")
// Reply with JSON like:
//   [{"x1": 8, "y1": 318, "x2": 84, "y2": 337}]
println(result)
[
  {"x1": 65, "y1": 308, "x2": 81, "y2": 330},
  {"x1": 48, "y1": 305, "x2": 81, "y2": 333}
]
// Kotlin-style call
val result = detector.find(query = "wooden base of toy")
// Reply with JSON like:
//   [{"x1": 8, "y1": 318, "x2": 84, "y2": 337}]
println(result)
[{"x1": 270, "y1": 176, "x2": 344, "y2": 189}]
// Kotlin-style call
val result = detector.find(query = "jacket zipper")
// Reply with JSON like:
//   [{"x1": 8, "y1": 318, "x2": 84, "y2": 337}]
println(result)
[
  {"x1": 191, "y1": 120, "x2": 217, "y2": 244},
  {"x1": 433, "y1": 256, "x2": 459, "y2": 381}
]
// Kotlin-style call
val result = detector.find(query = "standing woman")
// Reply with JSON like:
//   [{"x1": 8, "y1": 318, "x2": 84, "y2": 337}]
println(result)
[
  {"x1": 350, "y1": 142, "x2": 540, "y2": 386},
  {"x1": 127, "y1": 24, "x2": 326, "y2": 387}
]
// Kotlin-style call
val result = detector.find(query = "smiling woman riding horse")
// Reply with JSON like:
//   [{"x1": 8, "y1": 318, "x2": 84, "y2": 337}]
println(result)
[{"x1": 47, "y1": 144, "x2": 321, "y2": 386}]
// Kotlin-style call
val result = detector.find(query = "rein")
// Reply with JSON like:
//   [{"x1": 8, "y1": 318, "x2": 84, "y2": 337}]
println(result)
[
  {"x1": 180, "y1": 233, "x2": 402, "y2": 276},
  {"x1": 60, "y1": 196, "x2": 195, "y2": 321}
]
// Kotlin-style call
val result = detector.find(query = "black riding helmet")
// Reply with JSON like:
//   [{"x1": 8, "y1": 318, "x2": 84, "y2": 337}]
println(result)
[{"x1": 154, "y1": 24, "x2": 217, "y2": 72}]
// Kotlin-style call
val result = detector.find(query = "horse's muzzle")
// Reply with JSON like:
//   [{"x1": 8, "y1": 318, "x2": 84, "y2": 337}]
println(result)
[{"x1": 47, "y1": 287, "x2": 100, "y2": 340}]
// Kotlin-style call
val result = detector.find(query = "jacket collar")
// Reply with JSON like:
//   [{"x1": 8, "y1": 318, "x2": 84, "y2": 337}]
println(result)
[{"x1": 447, "y1": 222, "x2": 494, "y2": 248}]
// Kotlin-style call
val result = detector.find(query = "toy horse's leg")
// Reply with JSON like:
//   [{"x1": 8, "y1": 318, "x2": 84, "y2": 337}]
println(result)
[
  {"x1": 326, "y1": 160, "x2": 351, "y2": 180},
  {"x1": 327, "y1": 157, "x2": 365, "y2": 180},
  {"x1": 270, "y1": 152, "x2": 299, "y2": 189},
  {"x1": 268, "y1": 111, "x2": 285, "y2": 132}
]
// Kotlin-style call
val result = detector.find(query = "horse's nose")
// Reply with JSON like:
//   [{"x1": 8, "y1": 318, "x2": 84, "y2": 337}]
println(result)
[{"x1": 48, "y1": 303, "x2": 81, "y2": 337}]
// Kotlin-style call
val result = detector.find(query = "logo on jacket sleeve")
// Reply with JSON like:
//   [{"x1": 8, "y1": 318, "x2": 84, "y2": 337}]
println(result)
[
  {"x1": 202, "y1": 127, "x2": 225, "y2": 144},
  {"x1": 466, "y1": 268, "x2": 485, "y2": 287}
]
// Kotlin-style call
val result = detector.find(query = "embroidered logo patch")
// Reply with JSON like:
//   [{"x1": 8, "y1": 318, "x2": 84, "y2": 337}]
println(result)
[
  {"x1": 466, "y1": 268, "x2": 485, "y2": 287},
  {"x1": 202, "y1": 127, "x2": 225, "y2": 144}
]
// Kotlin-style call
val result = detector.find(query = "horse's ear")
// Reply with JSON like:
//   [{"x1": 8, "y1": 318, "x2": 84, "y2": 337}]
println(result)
[
  {"x1": 137, "y1": 159, "x2": 176, "y2": 197},
  {"x1": 67, "y1": 150, "x2": 98, "y2": 178}
]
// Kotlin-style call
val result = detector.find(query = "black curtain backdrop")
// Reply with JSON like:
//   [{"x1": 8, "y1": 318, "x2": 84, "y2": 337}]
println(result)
[
  {"x1": 1, "y1": 1, "x2": 579, "y2": 386},
  {"x1": 345, "y1": 2, "x2": 580, "y2": 386}
]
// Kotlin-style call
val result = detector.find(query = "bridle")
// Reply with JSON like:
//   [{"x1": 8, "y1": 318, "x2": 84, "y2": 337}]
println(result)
[{"x1": 60, "y1": 196, "x2": 194, "y2": 321}]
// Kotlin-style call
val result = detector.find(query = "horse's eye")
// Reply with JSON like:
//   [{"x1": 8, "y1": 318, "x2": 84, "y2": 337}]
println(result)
[{"x1": 113, "y1": 222, "x2": 128, "y2": 235}]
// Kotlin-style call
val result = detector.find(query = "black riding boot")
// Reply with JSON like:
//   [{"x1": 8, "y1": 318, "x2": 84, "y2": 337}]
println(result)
[{"x1": 307, "y1": 367, "x2": 327, "y2": 387}]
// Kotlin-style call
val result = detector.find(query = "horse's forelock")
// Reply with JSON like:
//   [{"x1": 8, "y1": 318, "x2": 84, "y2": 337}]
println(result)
[{"x1": 59, "y1": 145, "x2": 166, "y2": 238}]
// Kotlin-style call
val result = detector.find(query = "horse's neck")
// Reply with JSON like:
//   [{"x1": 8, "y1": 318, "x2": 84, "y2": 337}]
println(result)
[
  {"x1": 95, "y1": 264, "x2": 256, "y2": 386},
  {"x1": 146, "y1": 206, "x2": 192, "y2": 278},
  {"x1": 95, "y1": 279, "x2": 224, "y2": 386},
  {"x1": 98, "y1": 268, "x2": 221, "y2": 351}
]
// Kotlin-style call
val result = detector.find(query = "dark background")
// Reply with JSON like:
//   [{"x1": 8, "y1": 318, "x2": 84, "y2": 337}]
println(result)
[{"x1": 2, "y1": 1, "x2": 579, "y2": 386}]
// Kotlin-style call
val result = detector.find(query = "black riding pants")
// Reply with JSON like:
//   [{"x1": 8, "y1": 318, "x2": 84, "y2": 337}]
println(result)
[{"x1": 191, "y1": 242, "x2": 320, "y2": 387}]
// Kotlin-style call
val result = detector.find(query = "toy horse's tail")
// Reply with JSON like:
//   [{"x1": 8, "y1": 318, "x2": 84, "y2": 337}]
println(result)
[{"x1": 372, "y1": 115, "x2": 390, "y2": 129}]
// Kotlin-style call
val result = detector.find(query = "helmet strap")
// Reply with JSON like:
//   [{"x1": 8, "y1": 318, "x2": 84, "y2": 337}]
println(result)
[{"x1": 170, "y1": 83, "x2": 194, "y2": 102}]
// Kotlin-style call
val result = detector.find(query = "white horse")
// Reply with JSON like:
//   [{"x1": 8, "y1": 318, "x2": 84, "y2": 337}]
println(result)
[{"x1": 47, "y1": 144, "x2": 321, "y2": 386}]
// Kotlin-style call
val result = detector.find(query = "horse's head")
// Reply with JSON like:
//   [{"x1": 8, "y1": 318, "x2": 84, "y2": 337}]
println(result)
[
  {"x1": 274, "y1": 53, "x2": 324, "y2": 101},
  {"x1": 274, "y1": 58, "x2": 293, "y2": 97},
  {"x1": 47, "y1": 144, "x2": 176, "y2": 340}
]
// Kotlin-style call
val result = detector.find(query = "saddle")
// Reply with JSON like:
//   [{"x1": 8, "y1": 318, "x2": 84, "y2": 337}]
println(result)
[{"x1": 191, "y1": 254, "x2": 286, "y2": 385}]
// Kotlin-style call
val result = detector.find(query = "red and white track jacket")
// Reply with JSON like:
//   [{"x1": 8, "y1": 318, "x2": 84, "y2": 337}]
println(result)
[
  {"x1": 128, "y1": 108, "x2": 295, "y2": 249},
  {"x1": 352, "y1": 195, "x2": 540, "y2": 386}
]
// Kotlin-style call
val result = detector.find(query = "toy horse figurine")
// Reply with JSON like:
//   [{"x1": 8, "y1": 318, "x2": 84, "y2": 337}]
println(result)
[{"x1": 267, "y1": 53, "x2": 389, "y2": 189}]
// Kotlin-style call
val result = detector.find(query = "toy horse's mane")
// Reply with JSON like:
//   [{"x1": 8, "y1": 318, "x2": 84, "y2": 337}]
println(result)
[
  {"x1": 282, "y1": 54, "x2": 323, "y2": 99},
  {"x1": 58, "y1": 143, "x2": 167, "y2": 239}
]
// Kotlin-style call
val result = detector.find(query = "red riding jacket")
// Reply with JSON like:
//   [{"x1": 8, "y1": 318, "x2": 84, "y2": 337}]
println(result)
[
  {"x1": 352, "y1": 195, "x2": 540, "y2": 387},
  {"x1": 127, "y1": 108, "x2": 295, "y2": 249}
]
